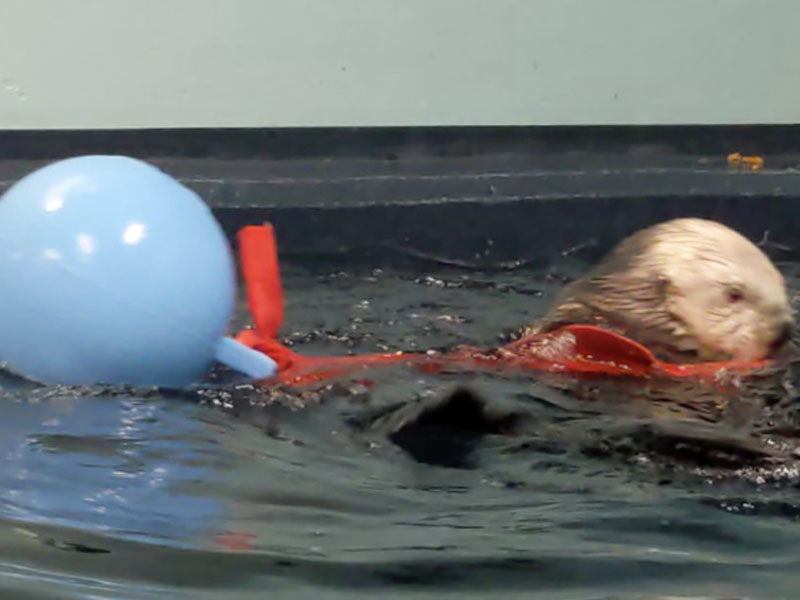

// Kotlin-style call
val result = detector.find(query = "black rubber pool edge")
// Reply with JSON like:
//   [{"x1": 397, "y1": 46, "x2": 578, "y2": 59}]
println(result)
[
  {"x1": 1, "y1": 125, "x2": 799, "y2": 267},
  {"x1": 0, "y1": 124, "x2": 799, "y2": 161}
]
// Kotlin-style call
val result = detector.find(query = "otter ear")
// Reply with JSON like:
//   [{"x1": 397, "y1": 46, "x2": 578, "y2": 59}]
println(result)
[{"x1": 654, "y1": 274, "x2": 674, "y2": 301}]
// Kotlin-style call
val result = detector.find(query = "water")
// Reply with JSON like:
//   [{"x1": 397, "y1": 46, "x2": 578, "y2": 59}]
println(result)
[{"x1": 2, "y1": 257, "x2": 800, "y2": 599}]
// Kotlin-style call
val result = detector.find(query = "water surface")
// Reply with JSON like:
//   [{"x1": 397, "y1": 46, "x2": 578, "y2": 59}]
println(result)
[{"x1": 1, "y1": 258, "x2": 800, "y2": 599}]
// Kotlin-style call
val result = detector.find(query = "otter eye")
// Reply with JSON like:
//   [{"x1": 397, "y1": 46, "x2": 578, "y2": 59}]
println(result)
[{"x1": 727, "y1": 287, "x2": 745, "y2": 303}]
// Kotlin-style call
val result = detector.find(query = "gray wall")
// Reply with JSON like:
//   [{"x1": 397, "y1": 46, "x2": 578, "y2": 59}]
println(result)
[{"x1": 1, "y1": 0, "x2": 798, "y2": 129}]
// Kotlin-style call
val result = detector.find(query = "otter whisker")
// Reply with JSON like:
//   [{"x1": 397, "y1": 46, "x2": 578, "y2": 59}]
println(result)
[{"x1": 758, "y1": 229, "x2": 793, "y2": 253}]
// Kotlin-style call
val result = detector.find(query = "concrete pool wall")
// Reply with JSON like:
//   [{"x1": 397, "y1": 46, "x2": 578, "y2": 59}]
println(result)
[{"x1": 0, "y1": 0, "x2": 798, "y2": 129}]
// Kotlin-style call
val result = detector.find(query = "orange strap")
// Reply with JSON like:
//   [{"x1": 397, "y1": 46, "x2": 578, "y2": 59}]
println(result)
[
  {"x1": 234, "y1": 225, "x2": 771, "y2": 387},
  {"x1": 238, "y1": 225, "x2": 284, "y2": 339}
]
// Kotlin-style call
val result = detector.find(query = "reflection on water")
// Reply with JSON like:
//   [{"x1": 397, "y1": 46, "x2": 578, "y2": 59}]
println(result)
[
  {"x1": 0, "y1": 264, "x2": 800, "y2": 599},
  {"x1": 0, "y1": 386, "x2": 224, "y2": 547}
]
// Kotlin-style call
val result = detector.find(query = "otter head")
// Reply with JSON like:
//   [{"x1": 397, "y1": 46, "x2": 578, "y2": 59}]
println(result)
[{"x1": 538, "y1": 218, "x2": 795, "y2": 362}]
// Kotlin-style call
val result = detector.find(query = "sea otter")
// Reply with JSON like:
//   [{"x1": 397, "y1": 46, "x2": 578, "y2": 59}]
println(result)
[
  {"x1": 527, "y1": 218, "x2": 795, "y2": 362},
  {"x1": 226, "y1": 220, "x2": 800, "y2": 475},
  {"x1": 370, "y1": 218, "x2": 798, "y2": 471}
]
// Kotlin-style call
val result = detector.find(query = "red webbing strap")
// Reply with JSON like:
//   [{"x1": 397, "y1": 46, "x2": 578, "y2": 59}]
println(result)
[
  {"x1": 233, "y1": 224, "x2": 774, "y2": 387},
  {"x1": 237, "y1": 225, "x2": 284, "y2": 339}
]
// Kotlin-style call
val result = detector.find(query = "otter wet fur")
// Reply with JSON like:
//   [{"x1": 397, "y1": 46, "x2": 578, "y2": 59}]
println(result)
[{"x1": 528, "y1": 218, "x2": 795, "y2": 362}]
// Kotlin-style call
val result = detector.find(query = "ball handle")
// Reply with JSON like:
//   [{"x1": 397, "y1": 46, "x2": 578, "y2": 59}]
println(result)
[{"x1": 214, "y1": 336, "x2": 277, "y2": 380}]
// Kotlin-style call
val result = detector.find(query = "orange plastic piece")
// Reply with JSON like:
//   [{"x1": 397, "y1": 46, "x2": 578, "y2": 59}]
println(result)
[{"x1": 238, "y1": 225, "x2": 284, "y2": 339}]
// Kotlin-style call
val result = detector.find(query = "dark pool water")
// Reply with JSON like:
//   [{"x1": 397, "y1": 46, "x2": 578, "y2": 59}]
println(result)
[{"x1": 2, "y1": 255, "x2": 800, "y2": 600}]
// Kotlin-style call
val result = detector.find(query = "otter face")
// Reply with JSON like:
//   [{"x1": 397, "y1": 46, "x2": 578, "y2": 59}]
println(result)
[
  {"x1": 648, "y1": 220, "x2": 794, "y2": 361},
  {"x1": 666, "y1": 265, "x2": 793, "y2": 361},
  {"x1": 536, "y1": 218, "x2": 795, "y2": 363}
]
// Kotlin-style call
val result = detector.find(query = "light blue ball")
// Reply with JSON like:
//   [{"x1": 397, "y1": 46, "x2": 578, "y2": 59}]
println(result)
[{"x1": 0, "y1": 155, "x2": 275, "y2": 387}]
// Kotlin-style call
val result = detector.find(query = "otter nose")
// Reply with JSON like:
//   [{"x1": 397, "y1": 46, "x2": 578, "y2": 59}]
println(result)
[{"x1": 769, "y1": 321, "x2": 794, "y2": 354}]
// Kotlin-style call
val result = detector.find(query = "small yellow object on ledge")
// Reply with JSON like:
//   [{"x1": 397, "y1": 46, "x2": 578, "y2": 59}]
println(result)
[{"x1": 727, "y1": 152, "x2": 764, "y2": 171}]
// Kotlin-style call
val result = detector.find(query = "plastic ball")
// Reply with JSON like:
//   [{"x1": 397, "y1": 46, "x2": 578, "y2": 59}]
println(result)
[{"x1": 0, "y1": 155, "x2": 275, "y2": 387}]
